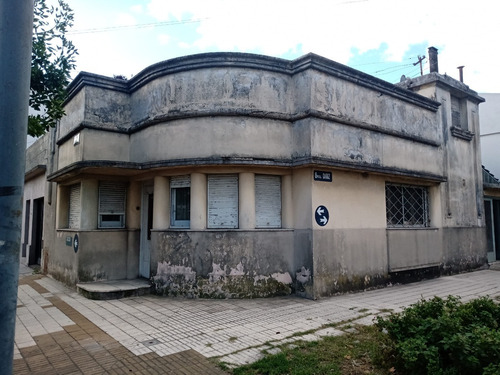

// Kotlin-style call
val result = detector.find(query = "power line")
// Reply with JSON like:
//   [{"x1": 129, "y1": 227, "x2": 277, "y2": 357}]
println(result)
[{"x1": 68, "y1": 17, "x2": 208, "y2": 35}]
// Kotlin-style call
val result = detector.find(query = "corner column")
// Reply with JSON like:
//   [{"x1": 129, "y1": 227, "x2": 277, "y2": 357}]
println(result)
[
  {"x1": 191, "y1": 173, "x2": 206, "y2": 230},
  {"x1": 153, "y1": 176, "x2": 169, "y2": 229},
  {"x1": 239, "y1": 173, "x2": 255, "y2": 229},
  {"x1": 282, "y1": 175, "x2": 293, "y2": 228}
]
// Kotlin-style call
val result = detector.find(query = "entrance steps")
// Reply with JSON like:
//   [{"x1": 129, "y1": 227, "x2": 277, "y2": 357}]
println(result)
[
  {"x1": 77, "y1": 279, "x2": 151, "y2": 300},
  {"x1": 489, "y1": 261, "x2": 500, "y2": 271}
]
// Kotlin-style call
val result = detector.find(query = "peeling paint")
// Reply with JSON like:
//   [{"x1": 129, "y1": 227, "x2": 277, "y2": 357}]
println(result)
[
  {"x1": 209, "y1": 263, "x2": 226, "y2": 283},
  {"x1": 229, "y1": 262, "x2": 245, "y2": 276},
  {"x1": 296, "y1": 267, "x2": 311, "y2": 284},
  {"x1": 156, "y1": 261, "x2": 196, "y2": 282},
  {"x1": 271, "y1": 272, "x2": 292, "y2": 284},
  {"x1": 152, "y1": 260, "x2": 293, "y2": 299}
]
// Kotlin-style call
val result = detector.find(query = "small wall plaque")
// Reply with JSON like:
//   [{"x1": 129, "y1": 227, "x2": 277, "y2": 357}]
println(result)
[{"x1": 314, "y1": 170, "x2": 332, "y2": 182}]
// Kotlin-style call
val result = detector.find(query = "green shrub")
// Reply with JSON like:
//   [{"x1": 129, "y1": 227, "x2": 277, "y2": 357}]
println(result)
[{"x1": 376, "y1": 296, "x2": 500, "y2": 375}]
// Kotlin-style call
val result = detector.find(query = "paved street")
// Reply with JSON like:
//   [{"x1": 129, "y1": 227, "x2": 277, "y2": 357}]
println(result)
[{"x1": 13, "y1": 265, "x2": 500, "y2": 374}]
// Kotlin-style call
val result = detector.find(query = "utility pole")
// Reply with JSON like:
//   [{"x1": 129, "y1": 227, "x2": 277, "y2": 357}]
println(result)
[
  {"x1": 0, "y1": 1, "x2": 33, "y2": 374},
  {"x1": 413, "y1": 55, "x2": 426, "y2": 76}
]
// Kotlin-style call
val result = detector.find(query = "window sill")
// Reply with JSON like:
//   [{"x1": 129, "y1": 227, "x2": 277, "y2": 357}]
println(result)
[
  {"x1": 151, "y1": 228, "x2": 293, "y2": 232},
  {"x1": 450, "y1": 126, "x2": 474, "y2": 141},
  {"x1": 57, "y1": 228, "x2": 129, "y2": 232},
  {"x1": 386, "y1": 227, "x2": 438, "y2": 231}
]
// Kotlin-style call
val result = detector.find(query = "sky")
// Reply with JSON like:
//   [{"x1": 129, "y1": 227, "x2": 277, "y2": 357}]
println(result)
[{"x1": 60, "y1": 0, "x2": 498, "y2": 93}]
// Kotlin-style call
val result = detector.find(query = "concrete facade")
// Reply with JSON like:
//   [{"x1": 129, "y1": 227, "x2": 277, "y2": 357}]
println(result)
[
  {"x1": 479, "y1": 93, "x2": 500, "y2": 263},
  {"x1": 28, "y1": 50, "x2": 488, "y2": 299},
  {"x1": 480, "y1": 93, "x2": 500, "y2": 179}
]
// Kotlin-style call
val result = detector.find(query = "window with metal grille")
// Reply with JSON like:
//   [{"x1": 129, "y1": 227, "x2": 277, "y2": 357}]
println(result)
[
  {"x1": 98, "y1": 181, "x2": 126, "y2": 228},
  {"x1": 385, "y1": 184, "x2": 429, "y2": 228}
]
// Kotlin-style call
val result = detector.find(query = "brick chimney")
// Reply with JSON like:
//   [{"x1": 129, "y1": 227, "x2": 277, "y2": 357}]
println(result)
[{"x1": 428, "y1": 47, "x2": 438, "y2": 73}]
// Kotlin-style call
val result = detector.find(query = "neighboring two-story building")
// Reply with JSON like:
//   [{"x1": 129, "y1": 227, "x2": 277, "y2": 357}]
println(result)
[
  {"x1": 480, "y1": 93, "x2": 500, "y2": 263},
  {"x1": 22, "y1": 48, "x2": 489, "y2": 299}
]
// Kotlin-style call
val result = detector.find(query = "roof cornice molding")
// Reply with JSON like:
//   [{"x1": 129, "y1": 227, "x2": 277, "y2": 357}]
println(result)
[{"x1": 64, "y1": 52, "x2": 441, "y2": 111}]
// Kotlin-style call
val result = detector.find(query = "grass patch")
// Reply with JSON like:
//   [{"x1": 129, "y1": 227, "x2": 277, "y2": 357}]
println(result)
[
  {"x1": 229, "y1": 336, "x2": 238, "y2": 342},
  {"x1": 230, "y1": 325, "x2": 392, "y2": 375},
  {"x1": 227, "y1": 296, "x2": 500, "y2": 375}
]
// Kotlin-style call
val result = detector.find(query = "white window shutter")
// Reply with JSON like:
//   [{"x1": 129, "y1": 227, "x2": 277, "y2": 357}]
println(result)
[
  {"x1": 255, "y1": 175, "x2": 281, "y2": 228},
  {"x1": 170, "y1": 175, "x2": 190, "y2": 188},
  {"x1": 68, "y1": 184, "x2": 81, "y2": 229},
  {"x1": 99, "y1": 182, "x2": 126, "y2": 214},
  {"x1": 208, "y1": 175, "x2": 238, "y2": 228},
  {"x1": 98, "y1": 181, "x2": 127, "y2": 228}
]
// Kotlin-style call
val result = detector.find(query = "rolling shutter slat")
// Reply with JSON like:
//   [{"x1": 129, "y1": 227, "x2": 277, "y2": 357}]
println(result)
[
  {"x1": 255, "y1": 175, "x2": 281, "y2": 228},
  {"x1": 68, "y1": 184, "x2": 81, "y2": 229},
  {"x1": 99, "y1": 182, "x2": 126, "y2": 214},
  {"x1": 208, "y1": 175, "x2": 238, "y2": 228}
]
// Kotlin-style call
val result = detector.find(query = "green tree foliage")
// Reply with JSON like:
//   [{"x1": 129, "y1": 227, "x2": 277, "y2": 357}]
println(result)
[{"x1": 29, "y1": 0, "x2": 78, "y2": 137}]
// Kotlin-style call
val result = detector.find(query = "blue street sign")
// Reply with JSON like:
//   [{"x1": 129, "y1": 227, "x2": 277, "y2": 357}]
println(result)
[{"x1": 315, "y1": 205, "x2": 329, "y2": 226}]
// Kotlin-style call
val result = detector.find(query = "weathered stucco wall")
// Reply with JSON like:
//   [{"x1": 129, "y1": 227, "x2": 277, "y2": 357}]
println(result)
[
  {"x1": 58, "y1": 89, "x2": 85, "y2": 140},
  {"x1": 130, "y1": 68, "x2": 292, "y2": 125},
  {"x1": 313, "y1": 229, "x2": 388, "y2": 296},
  {"x1": 49, "y1": 231, "x2": 79, "y2": 285},
  {"x1": 57, "y1": 137, "x2": 83, "y2": 170},
  {"x1": 81, "y1": 129, "x2": 130, "y2": 163},
  {"x1": 387, "y1": 229, "x2": 442, "y2": 271},
  {"x1": 441, "y1": 227, "x2": 488, "y2": 273},
  {"x1": 49, "y1": 230, "x2": 130, "y2": 284},
  {"x1": 129, "y1": 117, "x2": 292, "y2": 163},
  {"x1": 307, "y1": 70, "x2": 440, "y2": 144},
  {"x1": 83, "y1": 86, "x2": 131, "y2": 130},
  {"x1": 75, "y1": 231, "x2": 128, "y2": 282},
  {"x1": 310, "y1": 171, "x2": 389, "y2": 297},
  {"x1": 150, "y1": 230, "x2": 295, "y2": 298}
]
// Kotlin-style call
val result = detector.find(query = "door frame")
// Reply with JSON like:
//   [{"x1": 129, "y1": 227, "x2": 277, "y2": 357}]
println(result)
[
  {"x1": 139, "y1": 184, "x2": 154, "y2": 278},
  {"x1": 485, "y1": 198, "x2": 496, "y2": 263}
]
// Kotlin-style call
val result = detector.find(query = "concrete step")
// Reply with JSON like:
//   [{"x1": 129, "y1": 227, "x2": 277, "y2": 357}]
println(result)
[
  {"x1": 77, "y1": 279, "x2": 151, "y2": 300},
  {"x1": 489, "y1": 262, "x2": 500, "y2": 271}
]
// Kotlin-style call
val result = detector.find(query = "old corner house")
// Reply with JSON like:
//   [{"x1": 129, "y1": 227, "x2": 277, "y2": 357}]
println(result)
[{"x1": 22, "y1": 47, "x2": 494, "y2": 299}]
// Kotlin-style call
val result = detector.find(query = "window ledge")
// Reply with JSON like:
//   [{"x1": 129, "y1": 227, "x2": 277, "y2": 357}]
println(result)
[
  {"x1": 151, "y1": 228, "x2": 294, "y2": 232},
  {"x1": 450, "y1": 126, "x2": 474, "y2": 141},
  {"x1": 56, "y1": 228, "x2": 129, "y2": 232},
  {"x1": 386, "y1": 227, "x2": 439, "y2": 231}
]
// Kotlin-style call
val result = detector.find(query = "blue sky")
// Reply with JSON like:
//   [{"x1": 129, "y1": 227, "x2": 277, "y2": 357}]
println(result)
[{"x1": 65, "y1": 0, "x2": 498, "y2": 92}]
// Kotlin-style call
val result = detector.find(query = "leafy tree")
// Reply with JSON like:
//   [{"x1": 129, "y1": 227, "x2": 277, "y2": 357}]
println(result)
[{"x1": 29, "y1": 0, "x2": 78, "y2": 137}]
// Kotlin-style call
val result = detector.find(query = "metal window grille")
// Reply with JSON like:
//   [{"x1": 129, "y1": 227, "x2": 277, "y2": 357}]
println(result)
[{"x1": 385, "y1": 184, "x2": 429, "y2": 227}]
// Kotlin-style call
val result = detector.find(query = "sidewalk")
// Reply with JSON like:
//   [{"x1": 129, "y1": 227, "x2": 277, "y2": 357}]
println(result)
[{"x1": 14, "y1": 266, "x2": 500, "y2": 374}]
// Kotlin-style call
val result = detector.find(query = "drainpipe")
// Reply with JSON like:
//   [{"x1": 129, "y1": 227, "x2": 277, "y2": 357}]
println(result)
[{"x1": 0, "y1": 2, "x2": 33, "y2": 374}]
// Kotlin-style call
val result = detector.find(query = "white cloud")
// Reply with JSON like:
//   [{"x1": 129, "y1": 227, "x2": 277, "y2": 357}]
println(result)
[
  {"x1": 131, "y1": 4, "x2": 143, "y2": 14},
  {"x1": 157, "y1": 34, "x2": 171, "y2": 45},
  {"x1": 115, "y1": 13, "x2": 137, "y2": 27},
  {"x1": 67, "y1": 0, "x2": 500, "y2": 92}
]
